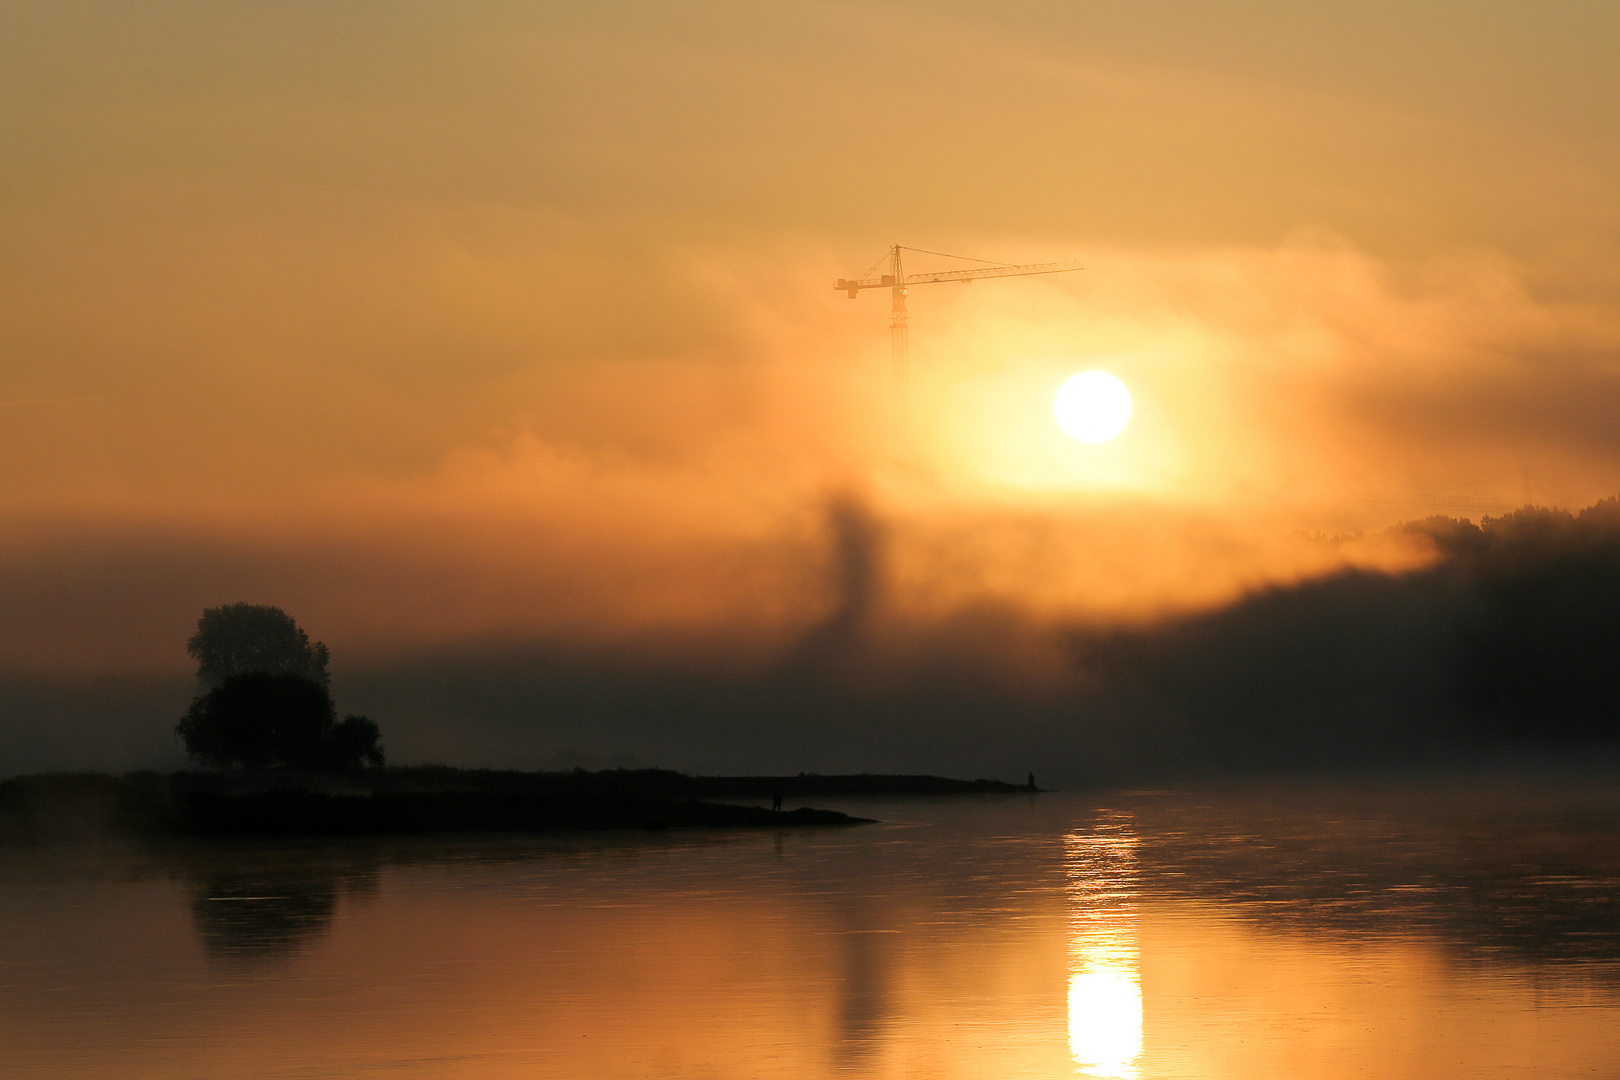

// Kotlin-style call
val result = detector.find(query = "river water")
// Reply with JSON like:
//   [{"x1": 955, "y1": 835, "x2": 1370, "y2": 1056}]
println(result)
[{"x1": 3, "y1": 771, "x2": 1619, "y2": 1079}]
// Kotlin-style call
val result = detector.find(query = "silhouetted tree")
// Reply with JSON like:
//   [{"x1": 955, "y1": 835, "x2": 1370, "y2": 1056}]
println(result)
[
  {"x1": 177, "y1": 605, "x2": 382, "y2": 769},
  {"x1": 177, "y1": 672, "x2": 384, "y2": 770},
  {"x1": 327, "y1": 714, "x2": 385, "y2": 769},
  {"x1": 188, "y1": 603, "x2": 330, "y2": 688}
]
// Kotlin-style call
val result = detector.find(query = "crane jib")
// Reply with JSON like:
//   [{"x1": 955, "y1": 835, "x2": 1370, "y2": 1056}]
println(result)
[
  {"x1": 833, "y1": 261, "x2": 1081, "y2": 294},
  {"x1": 834, "y1": 245, "x2": 1083, "y2": 392}
]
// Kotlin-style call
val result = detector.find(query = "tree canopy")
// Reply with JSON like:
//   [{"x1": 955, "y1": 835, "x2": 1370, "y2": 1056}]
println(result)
[
  {"x1": 187, "y1": 603, "x2": 330, "y2": 687},
  {"x1": 176, "y1": 605, "x2": 382, "y2": 770},
  {"x1": 177, "y1": 672, "x2": 382, "y2": 770}
]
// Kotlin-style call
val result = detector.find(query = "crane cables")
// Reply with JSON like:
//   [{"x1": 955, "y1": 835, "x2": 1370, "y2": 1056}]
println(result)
[{"x1": 897, "y1": 245, "x2": 1015, "y2": 268}]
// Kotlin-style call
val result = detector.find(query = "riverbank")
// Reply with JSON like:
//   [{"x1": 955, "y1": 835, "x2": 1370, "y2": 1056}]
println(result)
[{"x1": 0, "y1": 768, "x2": 1039, "y2": 841}]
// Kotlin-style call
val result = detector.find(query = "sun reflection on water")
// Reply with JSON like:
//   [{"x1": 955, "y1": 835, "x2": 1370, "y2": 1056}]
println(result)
[{"x1": 1067, "y1": 815, "x2": 1142, "y2": 1080}]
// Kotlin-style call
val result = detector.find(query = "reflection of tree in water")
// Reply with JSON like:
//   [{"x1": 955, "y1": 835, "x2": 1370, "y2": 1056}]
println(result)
[
  {"x1": 181, "y1": 832, "x2": 741, "y2": 966},
  {"x1": 186, "y1": 849, "x2": 379, "y2": 965}
]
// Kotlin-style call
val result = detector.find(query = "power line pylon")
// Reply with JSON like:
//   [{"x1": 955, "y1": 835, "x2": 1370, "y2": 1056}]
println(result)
[{"x1": 835, "y1": 244, "x2": 1083, "y2": 394}]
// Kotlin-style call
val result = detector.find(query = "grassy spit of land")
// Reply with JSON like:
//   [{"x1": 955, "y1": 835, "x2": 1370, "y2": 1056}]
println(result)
[{"x1": 0, "y1": 768, "x2": 1041, "y2": 842}]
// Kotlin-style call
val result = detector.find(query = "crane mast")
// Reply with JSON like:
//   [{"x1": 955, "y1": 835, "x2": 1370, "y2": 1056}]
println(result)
[
  {"x1": 835, "y1": 244, "x2": 1082, "y2": 393},
  {"x1": 890, "y1": 246, "x2": 908, "y2": 388}
]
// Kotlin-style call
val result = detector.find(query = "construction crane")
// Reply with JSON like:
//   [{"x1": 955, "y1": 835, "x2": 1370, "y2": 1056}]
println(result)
[{"x1": 835, "y1": 244, "x2": 1083, "y2": 390}]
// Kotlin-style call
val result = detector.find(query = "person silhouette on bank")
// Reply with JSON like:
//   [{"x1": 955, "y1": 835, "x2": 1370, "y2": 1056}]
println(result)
[
  {"x1": 1027, "y1": 772, "x2": 1036, "y2": 791},
  {"x1": 772, "y1": 790, "x2": 783, "y2": 812}
]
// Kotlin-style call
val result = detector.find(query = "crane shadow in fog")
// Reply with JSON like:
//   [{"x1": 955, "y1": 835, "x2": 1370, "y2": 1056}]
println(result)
[
  {"x1": 831, "y1": 915, "x2": 898, "y2": 1069},
  {"x1": 183, "y1": 847, "x2": 381, "y2": 966}
]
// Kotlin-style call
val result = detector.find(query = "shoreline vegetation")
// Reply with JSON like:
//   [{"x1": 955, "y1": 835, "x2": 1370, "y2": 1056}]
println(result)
[{"x1": 0, "y1": 768, "x2": 1041, "y2": 842}]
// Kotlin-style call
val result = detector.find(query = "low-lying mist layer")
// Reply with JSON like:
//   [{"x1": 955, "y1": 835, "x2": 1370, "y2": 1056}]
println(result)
[
  {"x1": 331, "y1": 497, "x2": 1620, "y2": 784},
  {"x1": 11, "y1": 496, "x2": 1617, "y2": 787}
]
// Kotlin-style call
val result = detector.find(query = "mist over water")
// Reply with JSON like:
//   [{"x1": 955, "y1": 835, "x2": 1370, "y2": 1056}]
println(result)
[
  {"x1": 4, "y1": 776, "x2": 1619, "y2": 1079},
  {"x1": 7, "y1": 498, "x2": 1620, "y2": 786}
]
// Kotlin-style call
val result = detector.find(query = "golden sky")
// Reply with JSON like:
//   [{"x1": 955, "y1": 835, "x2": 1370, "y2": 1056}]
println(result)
[{"x1": 2, "y1": 0, "x2": 1619, "y2": 689}]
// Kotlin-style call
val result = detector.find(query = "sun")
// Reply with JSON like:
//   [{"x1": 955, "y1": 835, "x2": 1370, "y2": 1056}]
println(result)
[{"x1": 1055, "y1": 371, "x2": 1132, "y2": 443}]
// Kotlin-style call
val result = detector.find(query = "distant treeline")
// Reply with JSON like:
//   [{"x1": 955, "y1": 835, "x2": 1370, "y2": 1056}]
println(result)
[
  {"x1": 1074, "y1": 497, "x2": 1620, "y2": 773},
  {"x1": 1407, "y1": 501, "x2": 1620, "y2": 738}
]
